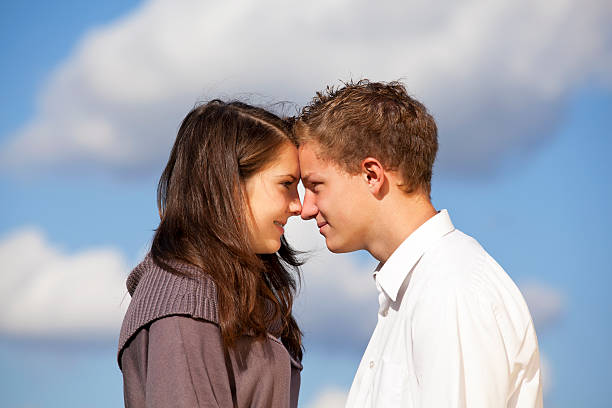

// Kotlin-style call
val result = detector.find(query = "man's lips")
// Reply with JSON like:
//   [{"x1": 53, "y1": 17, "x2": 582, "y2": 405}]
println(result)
[{"x1": 317, "y1": 221, "x2": 328, "y2": 229}]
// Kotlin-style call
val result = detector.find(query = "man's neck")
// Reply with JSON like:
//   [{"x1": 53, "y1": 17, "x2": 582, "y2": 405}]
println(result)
[{"x1": 365, "y1": 194, "x2": 437, "y2": 263}]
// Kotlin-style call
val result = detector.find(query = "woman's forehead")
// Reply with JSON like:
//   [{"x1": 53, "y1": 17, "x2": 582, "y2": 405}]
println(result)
[{"x1": 267, "y1": 143, "x2": 300, "y2": 174}]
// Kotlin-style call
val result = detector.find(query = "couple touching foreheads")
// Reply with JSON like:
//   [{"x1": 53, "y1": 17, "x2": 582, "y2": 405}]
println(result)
[{"x1": 118, "y1": 80, "x2": 543, "y2": 408}]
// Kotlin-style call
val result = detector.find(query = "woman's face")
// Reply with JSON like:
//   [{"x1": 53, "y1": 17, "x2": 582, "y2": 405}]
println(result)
[{"x1": 245, "y1": 142, "x2": 302, "y2": 254}]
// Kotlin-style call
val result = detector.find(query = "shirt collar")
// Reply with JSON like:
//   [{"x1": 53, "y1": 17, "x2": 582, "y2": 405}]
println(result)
[{"x1": 374, "y1": 209, "x2": 455, "y2": 304}]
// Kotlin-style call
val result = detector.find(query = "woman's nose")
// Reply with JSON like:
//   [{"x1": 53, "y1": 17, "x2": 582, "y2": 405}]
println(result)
[{"x1": 288, "y1": 196, "x2": 302, "y2": 216}]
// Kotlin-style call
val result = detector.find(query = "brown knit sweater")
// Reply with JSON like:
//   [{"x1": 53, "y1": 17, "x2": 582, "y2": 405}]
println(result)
[{"x1": 117, "y1": 254, "x2": 302, "y2": 408}]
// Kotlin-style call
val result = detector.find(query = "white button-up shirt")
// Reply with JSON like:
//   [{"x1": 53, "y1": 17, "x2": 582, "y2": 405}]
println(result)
[{"x1": 345, "y1": 210, "x2": 543, "y2": 408}]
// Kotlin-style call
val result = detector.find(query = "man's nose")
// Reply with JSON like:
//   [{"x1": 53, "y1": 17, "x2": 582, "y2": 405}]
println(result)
[{"x1": 300, "y1": 190, "x2": 318, "y2": 220}]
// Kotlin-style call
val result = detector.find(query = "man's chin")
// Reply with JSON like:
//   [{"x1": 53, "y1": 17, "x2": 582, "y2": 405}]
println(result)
[{"x1": 324, "y1": 238, "x2": 353, "y2": 254}]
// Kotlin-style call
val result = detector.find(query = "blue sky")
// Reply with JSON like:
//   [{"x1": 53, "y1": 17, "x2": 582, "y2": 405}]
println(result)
[{"x1": 1, "y1": 1, "x2": 611, "y2": 407}]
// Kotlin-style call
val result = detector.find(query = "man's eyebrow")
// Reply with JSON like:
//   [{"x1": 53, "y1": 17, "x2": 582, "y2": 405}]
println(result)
[{"x1": 301, "y1": 173, "x2": 321, "y2": 184}]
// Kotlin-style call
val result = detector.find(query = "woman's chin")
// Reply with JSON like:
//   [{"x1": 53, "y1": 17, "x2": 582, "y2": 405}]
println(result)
[{"x1": 255, "y1": 239, "x2": 281, "y2": 255}]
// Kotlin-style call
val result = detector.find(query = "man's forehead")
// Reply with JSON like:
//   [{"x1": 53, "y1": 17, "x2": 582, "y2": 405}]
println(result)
[
  {"x1": 299, "y1": 143, "x2": 327, "y2": 165},
  {"x1": 299, "y1": 143, "x2": 350, "y2": 182},
  {"x1": 299, "y1": 154, "x2": 328, "y2": 182},
  {"x1": 298, "y1": 142, "x2": 317, "y2": 155}
]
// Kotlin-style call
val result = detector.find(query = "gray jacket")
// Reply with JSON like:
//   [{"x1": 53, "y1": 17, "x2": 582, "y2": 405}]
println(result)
[{"x1": 118, "y1": 254, "x2": 302, "y2": 407}]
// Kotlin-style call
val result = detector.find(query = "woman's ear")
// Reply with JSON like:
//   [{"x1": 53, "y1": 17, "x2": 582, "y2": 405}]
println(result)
[{"x1": 361, "y1": 157, "x2": 386, "y2": 197}]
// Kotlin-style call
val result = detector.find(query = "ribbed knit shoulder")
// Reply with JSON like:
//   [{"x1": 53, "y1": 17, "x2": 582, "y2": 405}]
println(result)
[{"x1": 117, "y1": 254, "x2": 219, "y2": 367}]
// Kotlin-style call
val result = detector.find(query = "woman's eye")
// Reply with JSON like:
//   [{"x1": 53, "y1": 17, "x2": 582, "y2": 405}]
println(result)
[{"x1": 282, "y1": 181, "x2": 293, "y2": 188}]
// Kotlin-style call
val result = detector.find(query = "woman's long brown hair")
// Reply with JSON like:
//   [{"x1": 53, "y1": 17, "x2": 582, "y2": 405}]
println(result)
[{"x1": 151, "y1": 100, "x2": 303, "y2": 360}]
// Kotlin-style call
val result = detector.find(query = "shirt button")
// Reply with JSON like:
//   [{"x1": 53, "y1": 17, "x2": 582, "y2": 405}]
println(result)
[{"x1": 369, "y1": 361, "x2": 375, "y2": 369}]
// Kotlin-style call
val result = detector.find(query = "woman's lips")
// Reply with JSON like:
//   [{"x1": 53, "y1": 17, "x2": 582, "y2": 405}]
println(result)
[{"x1": 274, "y1": 221, "x2": 285, "y2": 234}]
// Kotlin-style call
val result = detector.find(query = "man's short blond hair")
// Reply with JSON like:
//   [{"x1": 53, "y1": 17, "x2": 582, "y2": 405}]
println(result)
[{"x1": 294, "y1": 79, "x2": 438, "y2": 195}]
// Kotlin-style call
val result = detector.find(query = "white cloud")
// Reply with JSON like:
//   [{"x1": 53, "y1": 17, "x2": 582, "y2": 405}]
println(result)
[
  {"x1": 0, "y1": 217, "x2": 377, "y2": 348},
  {"x1": 306, "y1": 387, "x2": 348, "y2": 408},
  {"x1": 519, "y1": 281, "x2": 564, "y2": 331},
  {"x1": 0, "y1": 213, "x2": 376, "y2": 347},
  {"x1": 2, "y1": 0, "x2": 611, "y2": 176},
  {"x1": 0, "y1": 227, "x2": 130, "y2": 338},
  {"x1": 540, "y1": 352, "x2": 553, "y2": 396}
]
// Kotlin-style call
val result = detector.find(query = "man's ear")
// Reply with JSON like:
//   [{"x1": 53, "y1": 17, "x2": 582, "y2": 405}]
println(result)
[{"x1": 361, "y1": 157, "x2": 386, "y2": 196}]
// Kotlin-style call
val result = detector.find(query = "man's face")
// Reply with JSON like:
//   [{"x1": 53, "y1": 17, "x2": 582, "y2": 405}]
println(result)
[{"x1": 299, "y1": 142, "x2": 372, "y2": 253}]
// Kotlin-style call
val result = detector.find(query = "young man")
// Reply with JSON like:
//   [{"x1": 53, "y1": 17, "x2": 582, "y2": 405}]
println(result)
[{"x1": 294, "y1": 80, "x2": 543, "y2": 407}]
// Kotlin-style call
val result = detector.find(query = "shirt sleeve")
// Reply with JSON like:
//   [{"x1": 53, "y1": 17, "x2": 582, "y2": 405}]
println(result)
[
  {"x1": 121, "y1": 315, "x2": 235, "y2": 408},
  {"x1": 410, "y1": 277, "x2": 516, "y2": 408}
]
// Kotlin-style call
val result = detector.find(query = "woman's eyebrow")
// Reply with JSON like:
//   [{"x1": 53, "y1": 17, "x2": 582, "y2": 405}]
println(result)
[{"x1": 277, "y1": 174, "x2": 298, "y2": 181}]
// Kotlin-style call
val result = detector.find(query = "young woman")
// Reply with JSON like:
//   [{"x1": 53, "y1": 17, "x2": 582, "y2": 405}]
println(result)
[{"x1": 118, "y1": 100, "x2": 304, "y2": 408}]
